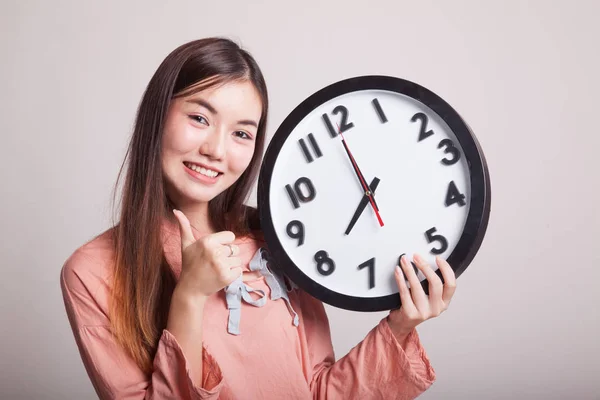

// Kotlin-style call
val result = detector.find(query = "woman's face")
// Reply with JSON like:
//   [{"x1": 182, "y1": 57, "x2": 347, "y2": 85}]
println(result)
[{"x1": 162, "y1": 79, "x2": 262, "y2": 208}]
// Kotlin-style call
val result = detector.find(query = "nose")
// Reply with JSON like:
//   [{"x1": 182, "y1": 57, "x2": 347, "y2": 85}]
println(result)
[{"x1": 200, "y1": 128, "x2": 226, "y2": 160}]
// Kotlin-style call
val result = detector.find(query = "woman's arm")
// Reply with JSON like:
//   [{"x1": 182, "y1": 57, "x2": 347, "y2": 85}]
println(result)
[
  {"x1": 299, "y1": 290, "x2": 436, "y2": 400},
  {"x1": 166, "y1": 288, "x2": 210, "y2": 388},
  {"x1": 60, "y1": 250, "x2": 224, "y2": 400},
  {"x1": 301, "y1": 253, "x2": 457, "y2": 399}
]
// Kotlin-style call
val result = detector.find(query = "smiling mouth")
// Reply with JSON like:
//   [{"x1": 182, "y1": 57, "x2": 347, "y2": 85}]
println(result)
[{"x1": 183, "y1": 162, "x2": 222, "y2": 178}]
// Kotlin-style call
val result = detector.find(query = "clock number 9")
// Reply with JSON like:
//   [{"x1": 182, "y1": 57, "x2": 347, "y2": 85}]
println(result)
[
  {"x1": 425, "y1": 227, "x2": 449, "y2": 255},
  {"x1": 315, "y1": 250, "x2": 335, "y2": 276},
  {"x1": 286, "y1": 220, "x2": 305, "y2": 247}
]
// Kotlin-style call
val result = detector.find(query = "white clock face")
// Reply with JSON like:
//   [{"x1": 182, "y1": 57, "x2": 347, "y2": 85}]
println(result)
[{"x1": 267, "y1": 89, "x2": 471, "y2": 299}]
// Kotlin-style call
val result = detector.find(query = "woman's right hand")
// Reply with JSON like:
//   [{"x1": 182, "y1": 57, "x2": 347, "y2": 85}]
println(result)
[{"x1": 172, "y1": 209, "x2": 242, "y2": 299}]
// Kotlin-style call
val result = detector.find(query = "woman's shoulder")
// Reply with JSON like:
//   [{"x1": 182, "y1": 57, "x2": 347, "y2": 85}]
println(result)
[{"x1": 60, "y1": 227, "x2": 117, "y2": 302}]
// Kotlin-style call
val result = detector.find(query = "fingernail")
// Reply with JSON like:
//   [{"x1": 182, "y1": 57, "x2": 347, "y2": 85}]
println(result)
[{"x1": 414, "y1": 253, "x2": 423, "y2": 263}]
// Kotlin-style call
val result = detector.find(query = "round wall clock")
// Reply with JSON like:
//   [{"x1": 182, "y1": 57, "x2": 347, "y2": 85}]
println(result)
[{"x1": 258, "y1": 75, "x2": 491, "y2": 312}]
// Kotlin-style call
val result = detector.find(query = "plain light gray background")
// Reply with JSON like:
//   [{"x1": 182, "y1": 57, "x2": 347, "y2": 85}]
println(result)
[{"x1": 1, "y1": 0, "x2": 599, "y2": 399}]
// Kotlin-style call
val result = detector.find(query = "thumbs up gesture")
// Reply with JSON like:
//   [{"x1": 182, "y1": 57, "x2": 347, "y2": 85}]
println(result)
[{"x1": 172, "y1": 209, "x2": 243, "y2": 299}]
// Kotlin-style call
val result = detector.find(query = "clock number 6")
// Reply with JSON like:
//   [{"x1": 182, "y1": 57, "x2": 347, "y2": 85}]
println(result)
[
  {"x1": 285, "y1": 177, "x2": 316, "y2": 209},
  {"x1": 425, "y1": 227, "x2": 449, "y2": 255},
  {"x1": 315, "y1": 250, "x2": 335, "y2": 276}
]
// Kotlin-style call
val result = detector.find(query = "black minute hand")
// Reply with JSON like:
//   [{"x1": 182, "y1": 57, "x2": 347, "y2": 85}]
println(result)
[
  {"x1": 345, "y1": 177, "x2": 381, "y2": 235},
  {"x1": 339, "y1": 137, "x2": 380, "y2": 211},
  {"x1": 335, "y1": 122, "x2": 384, "y2": 227}
]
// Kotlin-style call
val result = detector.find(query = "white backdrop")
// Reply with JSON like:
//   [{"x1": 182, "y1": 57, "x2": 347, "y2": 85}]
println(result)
[{"x1": 1, "y1": 0, "x2": 598, "y2": 398}]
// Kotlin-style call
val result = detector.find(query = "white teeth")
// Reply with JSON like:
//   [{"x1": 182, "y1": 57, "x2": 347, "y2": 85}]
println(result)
[{"x1": 185, "y1": 162, "x2": 219, "y2": 178}]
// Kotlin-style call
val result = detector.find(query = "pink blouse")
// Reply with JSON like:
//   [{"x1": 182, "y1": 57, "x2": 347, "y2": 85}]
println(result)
[{"x1": 60, "y1": 220, "x2": 436, "y2": 399}]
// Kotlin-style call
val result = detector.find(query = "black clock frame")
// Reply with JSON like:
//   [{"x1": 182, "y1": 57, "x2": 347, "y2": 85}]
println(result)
[{"x1": 258, "y1": 75, "x2": 491, "y2": 312}]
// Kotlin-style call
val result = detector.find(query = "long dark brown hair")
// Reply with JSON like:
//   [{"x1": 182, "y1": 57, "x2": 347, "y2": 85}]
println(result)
[{"x1": 109, "y1": 37, "x2": 268, "y2": 374}]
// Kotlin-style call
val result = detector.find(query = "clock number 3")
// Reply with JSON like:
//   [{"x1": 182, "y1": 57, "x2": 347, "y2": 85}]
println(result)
[
  {"x1": 315, "y1": 250, "x2": 335, "y2": 276},
  {"x1": 438, "y1": 138, "x2": 461, "y2": 165},
  {"x1": 285, "y1": 177, "x2": 316, "y2": 209}
]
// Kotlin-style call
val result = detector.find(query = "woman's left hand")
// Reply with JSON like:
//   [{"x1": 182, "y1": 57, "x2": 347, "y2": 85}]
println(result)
[{"x1": 387, "y1": 253, "x2": 457, "y2": 343}]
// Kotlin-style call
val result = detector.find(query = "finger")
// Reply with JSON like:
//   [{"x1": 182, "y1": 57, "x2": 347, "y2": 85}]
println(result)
[
  {"x1": 225, "y1": 256, "x2": 242, "y2": 268},
  {"x1": 226, "y1": 244, "x2": 240, "y2": 257},
  {"x1": 225, "y1": 266, "x2": 243, "y2": 285},
  {"x1": 400, "y1": 255, "x2": 428, "y2": 309},
  {"x1": 436, "y1": 256, "x2": 457, "y2": 304},
  {"x1": 172, "y1": 209, "x2": 196, "y2": 249},
  {"x1": 207, "y1": 230, "x2": 236, "y2": 245},
  {"x1": 394, "y1": 265, "x2": 417, "y2": 314},
  {"x1": 413, "y1": 253, "x2": 443, "y2": 301},
  {"x1": 214, "y1": 243, "x2": 239, "y2": 259}
]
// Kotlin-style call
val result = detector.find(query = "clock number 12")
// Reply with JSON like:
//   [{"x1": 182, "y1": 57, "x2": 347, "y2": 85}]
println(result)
[{"x1": 322, "y1": 105, "x2": 354, "y2": 138}]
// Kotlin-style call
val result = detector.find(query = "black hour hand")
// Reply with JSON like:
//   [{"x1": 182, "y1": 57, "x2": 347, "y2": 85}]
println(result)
[{"x1": 345, "y1": 177, "x2": 381, "y2": 235}]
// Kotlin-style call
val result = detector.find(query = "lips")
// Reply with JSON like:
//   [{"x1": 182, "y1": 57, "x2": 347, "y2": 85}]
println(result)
[{"x1": 183, "y1": 161, "x2": 222, "y2": 178}]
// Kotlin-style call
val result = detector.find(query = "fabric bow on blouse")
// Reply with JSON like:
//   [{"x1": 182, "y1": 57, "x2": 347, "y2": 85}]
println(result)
[{"x1": 224, "y1": 248, "x2": 300, "y2": 335}]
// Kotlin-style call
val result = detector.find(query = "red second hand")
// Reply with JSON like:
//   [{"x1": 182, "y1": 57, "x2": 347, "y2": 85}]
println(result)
[{"x1": 339, "y1": 132, "x2": 384, "y2": 227}]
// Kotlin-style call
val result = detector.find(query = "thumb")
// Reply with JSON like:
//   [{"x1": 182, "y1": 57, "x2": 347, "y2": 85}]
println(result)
[{"x1": 172, "y1": 209, "x2": 195, "y2": 249}]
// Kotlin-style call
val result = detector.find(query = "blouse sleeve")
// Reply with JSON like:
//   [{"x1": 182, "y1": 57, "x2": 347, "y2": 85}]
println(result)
[
  {"x1": 60, "y1": 250, "x2": 224, "y2": 400},
  {"x1": 298, "y1": 290, "x2": 436, "y2": 400}
]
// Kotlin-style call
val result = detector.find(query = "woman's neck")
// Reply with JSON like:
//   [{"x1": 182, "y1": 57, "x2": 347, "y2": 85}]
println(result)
[{"x1": 174, "y1": 201, "x2": 216, "y2": 236}]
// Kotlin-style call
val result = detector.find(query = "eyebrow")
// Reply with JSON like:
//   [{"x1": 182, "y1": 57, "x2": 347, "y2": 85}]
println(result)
[{"x1": 187, "y1": 98, "x2": 259, "y2": 128}]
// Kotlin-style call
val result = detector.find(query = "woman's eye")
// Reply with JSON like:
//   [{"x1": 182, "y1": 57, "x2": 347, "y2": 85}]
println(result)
[
  {"x1": 190, "y1": 115, "x2": 208, "y2": 125},
  {"x1": 234, "y1": 131, "x2": 252, "y2": 140}
]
